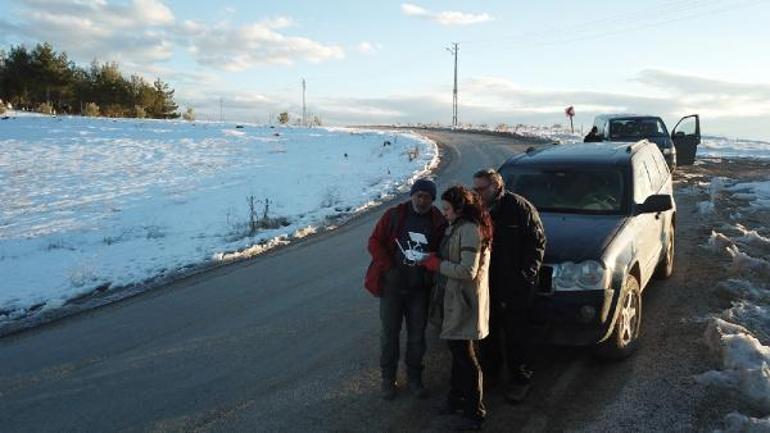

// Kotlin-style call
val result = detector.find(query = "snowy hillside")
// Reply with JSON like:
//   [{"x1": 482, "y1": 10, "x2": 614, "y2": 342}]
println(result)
[{"x1": 0, "y1": 116, "x2": 438, "y2": 323}]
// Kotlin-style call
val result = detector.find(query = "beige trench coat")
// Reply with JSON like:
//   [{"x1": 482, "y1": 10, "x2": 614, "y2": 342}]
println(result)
[{"x1": 430, "y1": 220, "x2": 490, "y2": 340}]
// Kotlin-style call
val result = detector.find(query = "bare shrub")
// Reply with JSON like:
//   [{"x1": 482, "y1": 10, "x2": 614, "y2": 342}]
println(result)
[
  {"x1": 84, "y1": 102, "x2": 100, "y2": 117},
  {"x1": 407, "y1": 145, "x2": 420, "y2": 162},
  {"x1": 37, "y1": 102, "x2": 54, "y2": 115}
]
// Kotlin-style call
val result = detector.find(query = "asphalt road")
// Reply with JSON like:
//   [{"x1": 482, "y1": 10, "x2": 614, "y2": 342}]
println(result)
[
  {"x1": 0, "y1": 131, "x2": 724, "y2": 433},
  {"x1": 0, "y1": 131, "x2": 532, "y2": 433}
]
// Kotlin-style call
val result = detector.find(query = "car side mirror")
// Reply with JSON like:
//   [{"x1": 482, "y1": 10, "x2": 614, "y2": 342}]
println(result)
[{"x1": 635, "y1": 194, "x2": 673, "y2": 214}]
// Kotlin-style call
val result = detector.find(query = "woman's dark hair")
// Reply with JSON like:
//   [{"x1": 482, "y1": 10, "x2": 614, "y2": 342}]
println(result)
[{"x1": 441, "y1": 185, "x2": 493, "y2": 246}]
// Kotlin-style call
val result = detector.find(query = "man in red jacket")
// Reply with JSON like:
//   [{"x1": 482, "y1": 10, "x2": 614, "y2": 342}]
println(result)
[{"x1": 366, "y1": 178, "x2": 446, "y2": 400}]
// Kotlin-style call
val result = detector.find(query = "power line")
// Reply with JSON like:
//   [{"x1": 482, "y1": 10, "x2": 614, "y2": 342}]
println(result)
[
  {"x1": 302, "y1": 78, "x2": 307, "y2": 127},
  {"x1": 446, "y1": 42, "x2": 459, "y2": 127},
  {"x1": 460, "y1": 0, "x2": 761, "y2": 52}
]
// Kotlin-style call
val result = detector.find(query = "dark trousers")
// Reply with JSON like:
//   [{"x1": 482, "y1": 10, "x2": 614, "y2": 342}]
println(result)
[
  {"x1": 479, "y1": 306, "x2": 532, "y2": 384},
  {"x1": 447, "y1": 340, "x2": 486, "y2": 420},
  {"x1": 379, "y1": 286, "x2": 428, "y2": 384}
]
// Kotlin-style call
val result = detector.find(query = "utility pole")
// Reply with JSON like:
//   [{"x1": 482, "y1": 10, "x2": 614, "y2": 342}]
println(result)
[
  {"x1": 446, "y1": 43, "x2": 459, "y2": 127},
  {"x1": 302, "y1": 78, "x2": 307, "y2": 127}
]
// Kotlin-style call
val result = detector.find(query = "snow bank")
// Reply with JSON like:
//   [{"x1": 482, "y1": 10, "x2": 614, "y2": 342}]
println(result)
[
  {"x1": 0, "y1": 116, "x2": 439, "y2": 322},
  {"x1": 714, "y1": 412, "x2": 770, "y2": 433},
  {"x1": 726, "y1": 181, "x2": 770, "y2": 210},
  {"x1": 430, "y1": 123, "x2": 583, "y2": 143},
  {"x1": 701, "y1": 136, "x2": 770, "y2": 160},
  {"x1": 698, "y1": 318, "x2": 770, "y2": 412},
  {"x1": 706, "y1": 230, "x2": 735, "y2": 253},
  {"x1": 398, "y1": 124, "x2": 770, "y2": 160},
  {"x1": 697, "y1": 180, "x2": 770, "y2": 424},
  {"x1": 727, "y1": 245, "x2": 770, "y2": 279}
]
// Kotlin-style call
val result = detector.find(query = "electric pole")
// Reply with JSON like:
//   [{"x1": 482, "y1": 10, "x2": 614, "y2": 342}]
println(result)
[
  {"x1": 302, "y1": 78, "x2": 307, "y2": 127},
  {"x1": 446, "y1": 43, "x2": 459, "y2": 127}
]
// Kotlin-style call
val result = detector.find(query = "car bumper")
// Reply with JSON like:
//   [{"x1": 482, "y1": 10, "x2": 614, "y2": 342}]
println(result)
[{"x1": 530, "y1": 289, "x2": 616, "y2": 346}]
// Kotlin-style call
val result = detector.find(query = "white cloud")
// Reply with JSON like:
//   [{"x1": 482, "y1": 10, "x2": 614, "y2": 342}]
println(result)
[
  {"x1": 260, "y1": 16, "x2": 295, "y2": 30},
  {"x1": 633, "y1": 69, "x2": 770, "y2": 119},
  {"x1": 6, "y1": 0, "x2": 176, "y2": 63},
  {"x1": 3, "y1": 1, "x2": 343, "y2": 72},
  {"x1": 356, "y1": 41, "x2": 381, "y2": 55},
  {"x1": 401, "y1": 3, "x2": 492, "y2": 26},
  {"x1": 180, "y1": 19, "x2": 345, "y2": 71},
  {"x1": 401, "y1": 3, "x2": 428, "y2": 17},
  {"x1": 434, "y1": 11, "x2": 493, "y2": 26},
  {"x1": 133, "y1": 0, "x2": 175, "y2": 26}
]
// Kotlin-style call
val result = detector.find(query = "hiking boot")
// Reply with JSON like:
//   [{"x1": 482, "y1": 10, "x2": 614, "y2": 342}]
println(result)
[
  {"x1": 381, "y1": 380, "x2": 397, "y2": 400},
  {"x1": 504, "y1": 382, "x2": 531, "y2": 404},
  {"x1": 408, "y1": 382, "x2": 430, "y2": 399}
]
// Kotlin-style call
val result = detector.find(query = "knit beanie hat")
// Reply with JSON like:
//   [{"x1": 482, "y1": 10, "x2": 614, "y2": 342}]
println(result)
[{"x1": 410, "y1": 178, "x2": 437, "y2": 200}]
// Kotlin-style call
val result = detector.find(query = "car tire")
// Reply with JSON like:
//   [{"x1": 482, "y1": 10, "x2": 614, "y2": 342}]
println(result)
[
  {"x1": 596, "y1": 274, "x2": 642, "y2": 360},
  {"x1": 654, "y1": 223, "x2": 675, "y2": 279}
]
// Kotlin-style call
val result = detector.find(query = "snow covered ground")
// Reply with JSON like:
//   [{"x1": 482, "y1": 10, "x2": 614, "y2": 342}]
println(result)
[
  {"x1": 701, "y1": 137, "x2": 770, "y2": 160},
  {"x1": 443, "y1": 123, "x2": 770, "y2": 161},
  {"x1": 0, "y1": 115, "x2": 438, "y2": 323},
  {"x1": 690, "y1": 172, "x2": 770, "y2": 431}
]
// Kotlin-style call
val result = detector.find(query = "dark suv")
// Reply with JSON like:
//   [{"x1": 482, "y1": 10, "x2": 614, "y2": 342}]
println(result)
[
  {"x1": 499, "y1": 139, "x2": 676, "y2": 358},
  {"x1": 591, "y1": 114, "x2": 701, "y2": 168}
]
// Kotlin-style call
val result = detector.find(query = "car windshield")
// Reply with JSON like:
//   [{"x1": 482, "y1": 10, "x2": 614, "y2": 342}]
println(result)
[
  {"x1": 609, "y1": 118, "x2": 667, "y2": 141},
  {"x1": 504, "y1": 168, "x2": 627, "y2": 215}
]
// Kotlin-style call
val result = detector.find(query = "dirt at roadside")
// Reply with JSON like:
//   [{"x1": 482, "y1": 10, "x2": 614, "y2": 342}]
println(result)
[{"x1": 377, "y1": 157, "x2": 770, "y2": 433}]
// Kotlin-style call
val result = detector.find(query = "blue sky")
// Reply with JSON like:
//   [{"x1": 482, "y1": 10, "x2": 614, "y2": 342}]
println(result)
[{"x1": 1, "y1": 0, "x2": 769, "y2": 138}]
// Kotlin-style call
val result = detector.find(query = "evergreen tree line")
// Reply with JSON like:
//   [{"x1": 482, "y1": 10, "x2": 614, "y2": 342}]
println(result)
[{"x1": 0, "y1": 42, "x2": 180, "y2": 119}]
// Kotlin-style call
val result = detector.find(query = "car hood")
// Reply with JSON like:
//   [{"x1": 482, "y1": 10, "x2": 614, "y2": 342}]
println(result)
[
  {"x1": 611, "y1": 136, "x2": 672, "y2": 148},
  {"x1": 541, "y1": 213, "x2": 628, "y2": 263}
]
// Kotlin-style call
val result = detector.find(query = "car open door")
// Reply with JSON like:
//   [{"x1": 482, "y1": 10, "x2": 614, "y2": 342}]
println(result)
[{"x1": 671, "y1": 114, "x2": 700, "y2": 165}]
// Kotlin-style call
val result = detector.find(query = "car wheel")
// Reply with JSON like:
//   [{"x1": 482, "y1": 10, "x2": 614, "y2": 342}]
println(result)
[
  {"x1": 654, "y1": 223, "x2": 675, "y2": 279},
  {"x1": 596, "y1": 274, "x2": 642, "y2": 360}
]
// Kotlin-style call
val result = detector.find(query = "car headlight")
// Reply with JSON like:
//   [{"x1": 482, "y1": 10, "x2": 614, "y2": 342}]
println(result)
[
  {"x1": 662, "y1": 148, "x2": 672, "y2": 156},
  {"x1": 553, "y1": 260, "x2": 609, "y2": 291}
]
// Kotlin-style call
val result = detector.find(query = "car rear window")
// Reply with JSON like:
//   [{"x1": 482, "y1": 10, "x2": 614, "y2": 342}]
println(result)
[
  {"x1": 503, "y1": 168, "x2": 628, "y2": 215},
  {"x1": 609, "y1": 118, "x2": 667, "y2": 141}
]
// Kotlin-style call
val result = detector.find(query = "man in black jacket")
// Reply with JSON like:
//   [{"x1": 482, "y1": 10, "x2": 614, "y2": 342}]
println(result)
[
  {"x1": 472, "y1": 168, "x2": 546, "y2": 404},
  {"x1": 584, "y1": 126, "x2": 603, "y2": 142}
]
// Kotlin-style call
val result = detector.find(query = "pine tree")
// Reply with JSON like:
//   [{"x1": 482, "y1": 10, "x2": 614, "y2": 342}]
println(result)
[
  {"x1": 0, "y1": 41, "x2": 180, "y2": 118},
  {"x1": 150, "y1": 78, "x2": 179, "y2": 119}
]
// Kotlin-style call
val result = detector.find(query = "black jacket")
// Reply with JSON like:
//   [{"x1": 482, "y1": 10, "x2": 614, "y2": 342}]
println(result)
[
  {"x1": 583, "y1": 132, "x2": 603, "y2": 143},
  {"x1": 488, "y1": 191, "x2": 546, "y2": 310}
]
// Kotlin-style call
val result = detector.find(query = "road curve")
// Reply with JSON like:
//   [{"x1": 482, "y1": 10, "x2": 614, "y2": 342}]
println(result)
[
  {"x1": 0, "y1": 131, "x2": 531, "y2": 433},
  {"x1": 0, "y1": 130, "x2": 719, "y2": 433}
]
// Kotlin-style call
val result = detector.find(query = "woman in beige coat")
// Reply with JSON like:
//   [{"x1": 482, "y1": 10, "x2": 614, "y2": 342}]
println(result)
[{"x1": 420, "y1": 185, "x2": 492, "y2": 430}]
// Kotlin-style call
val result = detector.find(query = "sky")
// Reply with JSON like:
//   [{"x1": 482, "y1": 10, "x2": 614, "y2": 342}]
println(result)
[{"x1": 1, "y1": 0, "x2": 769, "y2": 138}]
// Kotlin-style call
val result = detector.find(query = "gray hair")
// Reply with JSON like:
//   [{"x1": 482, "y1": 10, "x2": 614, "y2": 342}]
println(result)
[{"x1": 473, "y1": 168, "x2": 504, "y2": 189}]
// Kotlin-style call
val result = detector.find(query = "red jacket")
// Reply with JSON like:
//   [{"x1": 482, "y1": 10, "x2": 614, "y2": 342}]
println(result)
[{"x1": 364, "y1": 202, "x2": 447, "y2": 297}]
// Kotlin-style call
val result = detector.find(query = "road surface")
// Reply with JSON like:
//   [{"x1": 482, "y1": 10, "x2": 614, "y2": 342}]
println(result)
[{"x1": 0, "y1": 131, "x2": 723, "y2": 432}]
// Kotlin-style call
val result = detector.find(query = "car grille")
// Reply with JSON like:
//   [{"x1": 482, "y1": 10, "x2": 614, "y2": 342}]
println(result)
[{"x1": 538, "y1": 266, "x2": 553, "y2": 293}]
